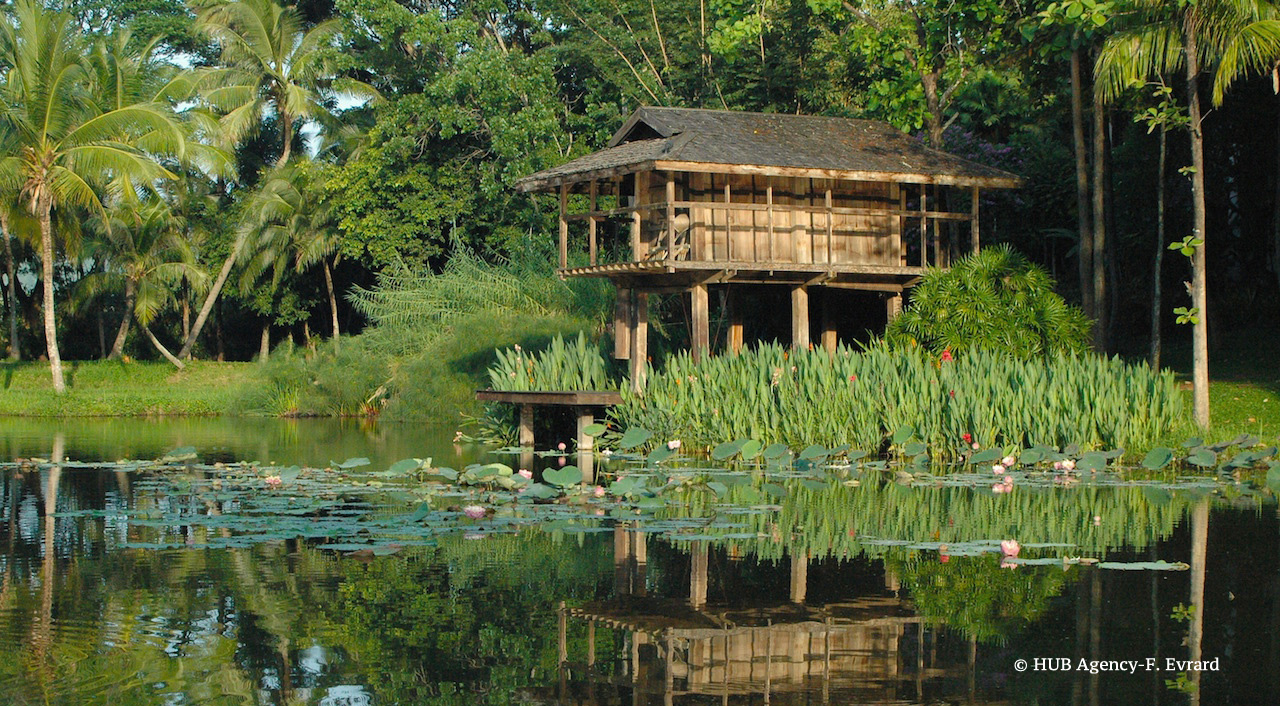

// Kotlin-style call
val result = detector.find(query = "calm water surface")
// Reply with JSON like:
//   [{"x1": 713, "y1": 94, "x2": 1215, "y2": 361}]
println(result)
[{"x1": 0, "y1": 419, "x2": 1276, "y2": 705}]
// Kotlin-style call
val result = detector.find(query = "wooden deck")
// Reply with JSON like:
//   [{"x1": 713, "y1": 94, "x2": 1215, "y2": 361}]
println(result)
[
  {"x1": 558, "y1": 259, "x2": 925, "y2": 292},
  {"x1": 474, "y1": 389, "x2": 621, "y2": 482}
]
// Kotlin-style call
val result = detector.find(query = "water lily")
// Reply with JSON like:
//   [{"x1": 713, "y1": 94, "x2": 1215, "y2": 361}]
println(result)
[
  {"x1": 462, "y1": 505, "x2": 486, "y2": 519},
  {"x1": 517, "y1": 469, "x2": 533, "y2": 480},
  {"x1": 1001, "y1": 455, "x2": 1017, "y2": 467},
  {"x1": 1000, "y1": 539, "x2": 1021, "y2": 557},
  {"x1": 557, "y1": 456, "x2": 566, "y2": 466},
  {"x1": 1001, "y1": 560, "x2": 1019, "y2": 569},
  {"x1": 464, "y1": 532, "x2": 487, "y2": 540},
  {"x1": 557, "y1": 442, "x2": 567, "y2": 451},
  {"x1": 992, "y1": 464, "x2": 1006, "y2": 475},
  {"x1": 667, "y1": 439, "x2": 681, "y2": 450},
  {"x1": 972, "y1": 442, "x2": 981, "y2": 450},
  {"x1": 601, "y1": 449, "x2": 613, "y2": 457},
  {"x1": 992, "y1": 482, "x2": 1008, "y2": 494},
  {"x1": 1062, "y1": 459, "x2": 1076, "y2": 471},
  {"x1": 264, "y1": 475, "x2": 282, "y2": 487},
  {"x1": 593, "y1": 485, "x2": 606, "y2": 497}
]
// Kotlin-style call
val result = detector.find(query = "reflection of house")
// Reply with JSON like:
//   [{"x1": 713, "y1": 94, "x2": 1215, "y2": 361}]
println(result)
[
  {"x1": 516, "y1": 108, "x2": 1021, "y2": 389},
  {"x1": 542, "y1": 528, "x2": 990, "y2": 705}
]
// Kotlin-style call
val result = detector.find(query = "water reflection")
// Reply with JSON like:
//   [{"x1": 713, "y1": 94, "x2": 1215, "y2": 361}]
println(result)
[{"x1": 0, "y1": 448, "x2": 1275, "y2": 704}]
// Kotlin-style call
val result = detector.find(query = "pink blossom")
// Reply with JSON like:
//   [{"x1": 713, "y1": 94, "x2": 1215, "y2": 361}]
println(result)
[
  {"x1": 1052, "y1": 460, "x2": 1064, "y2": 471},
  {"x1": 667, "y1": 439, "x2": 681, "y2": 450},
  {"x1": 462, "y1": 505, "x2": 486, "y2": 519},
  {"x1": 558, "y1": 456, "x2": 566, "y2": 466},
  {"x1": 557, "y1": 442, "x2": 567, "y2": 451},
  {"x1": 593, "y1": 485, "x2": 606, "y2": 497},
  {"x1": 1000, "y1": 560, "x2": 1019, "y2": 569},
  {"x1": 1001, "y1": 455, "x2": 1017, "y2": 467},
  {"x1": 517, "y1": 469, "x2": 533, "y2": 480},
  {"x1": 264, "y1": 475, "x2": 282, "y2": 487},
  {"x1": 1000, "y1": 539, "x2": 1021, "y2": 557},
  {"x1": 940, "y1": 349, "x2": 953, "y2": 362},
  {"x1": 972, "y1": 442, "x2": 981, "y2": 450},
  {"x1": 1093, "y1": 515, "x2": 1102, "y2": 526},
  {"x1": 1062, "y1": 459, "x2": 1076, "y2": 471},
  {"x1": 992, "y1": 464, "x2": 1006, "y2": 475},
  {"x1": 992, "y1": 482, "x2": 1008, "y2": 494}
]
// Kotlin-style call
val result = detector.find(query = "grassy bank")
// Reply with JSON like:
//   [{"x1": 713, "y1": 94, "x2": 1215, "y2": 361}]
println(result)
[
  {"x1": 0, "y1": 361, "x2": 254, "y2": 416},
  {"x1": 1164, "y1": 325, "x2": 1280, "y2": 443}
]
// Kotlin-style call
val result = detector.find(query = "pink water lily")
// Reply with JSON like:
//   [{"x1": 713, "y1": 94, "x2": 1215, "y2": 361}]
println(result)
[
  {"x1": 462, "y1": 505, "x2": 486, "y2": 519},
  {"x1": 1093, "y1": 515, "x2": 1102, "y2": 526},
  {"x1": 593, "y1": 485, "x2": 606, "y2": 497},
  {"x1": 557, "y1": 442, "x2": 567, "y2": 451},
  {"x1": 518, "y1": 469, "x2": 533, "y2": 480},
  {"x1": 1000, "y1": 539, "x2": 1021, "y2": 557},
  {"x1": 992, "y1": 464, "x2": 1006, "y2": 475},
  {"x1": 992, "y1": 482, "x2": 1009, "y2": 494},
  {"x1": 1001, "y1": 455, "x2": 1017, "y2": 467},
  {"x1": 667, "y1": 439, "x2": 681, "y2": 450},
  {"x1": 264, "y1": 475, "x2": 282, "y2": 487}
]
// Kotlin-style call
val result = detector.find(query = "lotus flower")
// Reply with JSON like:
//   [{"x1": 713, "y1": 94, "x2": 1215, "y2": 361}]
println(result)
[
  {"x1": 992, "y1": 464, "x2": 1006, "y2": 475},
  {"x1": 972, "y1": 442, "x2": 981, "y2": 450},
  {"x1": 462, "y1": 505, "x2": 486, "y2": 519},
  {"x1": 593, "y1": 485, "x2": 606, "y2": 497},
  {"x1": 992, "y1": 482, "x2": 1009, "y2": 494},
  {"x1": 1000, "y1": 539, "x2": 1021, "y2": 557},
  {"x1": 557, "y1": 442, "x2": 567, "y2": 451},
  {"x1": 517, "y1": 469, "x2": 533, "y2": 480},
  {"x1": 1001, "y1": 560, "x2": 1018, "y2": 569},
  {"x1": 601, "y1": 449, "x2": 613, "y2": 457},
  {"x1": 1062, "y1": 459, "x2": 1076, "y2": 471},
  {"x1": 264, "y1": 475, "x2": 282, "y2": 487},
  {"x1": 667, "y1": 439, "x2": 681, "y2": 450},
  {"x1": 557, "y1": 456, "x2": 566, "y2": 466},
  {"x1": 1002, "y1": 455, "x2": 1017, "y2": 466},
  {"x1": 1093, "y1": 515, "x2": 1102, "y2": 526}
]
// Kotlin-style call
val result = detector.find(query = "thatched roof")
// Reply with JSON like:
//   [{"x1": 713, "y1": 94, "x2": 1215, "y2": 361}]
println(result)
[{"x1": 515, "y1": 107, "x2": 1023, "y2": 192}]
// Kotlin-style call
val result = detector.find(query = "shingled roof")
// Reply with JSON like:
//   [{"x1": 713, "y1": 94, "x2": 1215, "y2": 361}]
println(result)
[{"x1": 515, "y1": 106, "x2": 1023, "y2": 192}]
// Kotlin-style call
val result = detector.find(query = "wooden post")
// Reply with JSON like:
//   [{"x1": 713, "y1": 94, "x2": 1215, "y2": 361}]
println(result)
[
  {"x1": 971, "y1": 185, "x2": 981, "y2": 254},
  {"x1": 558, "y1": 601, "x2": 568, "y2": 664},
  {"x1": 790, "y1": 553, "x2": 808, "y2": 604},
  {"x1": 690, "y1": 540, "x2": 708, "y2": 609},
  {"x1": 558, "y1": 184, "x2": 568, "y2": 269},
  {"x1": 728, "y1": 286, "x2": 743, "y2": 354},
  {"x1": 666, "y1": 172, "x2": 676, "y2": 261},
  {"x1": 766, "y1": 179, "x2": 775, "y2": 262},
  {"x1": 899, "y1": 185, "x2": 909, "y2": 266},
  {"x1": 614, "y1": 525, "x2": 630, "y2": 594},
  {"x1": 919, "y1": 185, "x2": 928, "y2": 267},
  {"x1": 886, "y1": 293, "x2": 903, "y2": 322},
  {"x1": 587, "y1": 620, "x2": 596, "y2": 668},
  {"x1": 791, "y1": 285, "x2": 809, "y2": 350},
  {"x1": 589, "y1": 179, "x2": 598, "y2": 265},
  {"x1": 691, "y1": 283, "x2": 709, "y2": 362},
  {"x1": 633, "y1": 528, "x2": 647, "y2": 596},
  {"x1": 630, "y1": 291, "x2": 648, "y2": 394},
  {"x1": 825, "y1": 186, "x2": 834, "y2": 264},
  {"x1": 632, "y1": 172, "x2": 644, "y2": 260},
  {"x1": 577, "y1": 409, "x2": 595, "y2": 485},
  {"x1": 724, "y1": 182, "x2": 732, "y2": 261},
  {"x1": 519, "y1": 404, "x2": 534, "y2": 448},
  {"x1": 614, "y1": 287, "x2": 631, "y2": 359},
  {"x1": 820, "y1": 290, "x2": 837, "y2": 353}
]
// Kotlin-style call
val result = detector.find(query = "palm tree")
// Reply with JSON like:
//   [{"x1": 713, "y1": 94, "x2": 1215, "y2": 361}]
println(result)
[
  {"x1": 239, "y1": 161, "x2": 342, "y2": 347},
  {"x1": 78, "y1": 195, "x2": 207, "y2": 367},
  {"x1": 1095, "y1": 0, "x2": 1267, "y2": 427},
  {"x1": 176, "y1": 0, "x2": 372, "y2": 360},
  {"x1": 0, "y1": 0, "x2": 185, "y2": 392}
]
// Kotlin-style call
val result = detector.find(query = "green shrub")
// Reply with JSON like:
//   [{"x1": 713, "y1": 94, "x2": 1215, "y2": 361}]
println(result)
[
  {"x1": 609, "y1": 343, "x2": 1182, "y2": 455},
  {"x1": 232, "y1": 337, "x2": 394, "y2": 416},
  {"x1": 885, "y1": 245, "x2": 1091, "y2": 358}
]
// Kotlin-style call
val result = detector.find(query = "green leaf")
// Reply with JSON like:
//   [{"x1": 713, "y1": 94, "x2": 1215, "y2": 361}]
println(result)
[
  {"x1": 542, "y1": 466, "x2": 583, "y2": 487},
  {"x1": 1186, "y1": 449, "x2": 1216, "y2": 468},
  {"x1": 903, "y1": 441, "x2": 926, "y2": 456},
  {"x1": 1141, "y1": 486, "x2": 1172, "y2": 506},
  {"x1": 388, "y1": 458, "x2": 423, "y2": 474},
  {"x1": 333, "y1": 457, "x2": 371, "y2": 469},
  {"x1": 799, "y1": 444, "x2": 828, "y2": 461},
  {"x1": 968, "y1": 449, "x2": 1002, "y2": 464},
  {"x1": 582, "y1": 423, "x2": 607, "y2": 436},
  {"x1": 762, "y1": 443, "x2": 789, "y2": 460},
  {"x1": 647, "y1": 446, "x2": 676, "y2": 464},
  {"x1": 1266, "y1": 462, "x2": 1280, "y2": 492},
  {"x1": 739, "y1": 439, "x2": 764, "y2": 460},
  {"x1": 160, "y1": 446, "x2": 198, "y2": 462},
  {"x1": 712, "y1": 440, "x2": 745, "y2": 461},
  {"x1": 617, "y1": 428, "x2": 653, "y2": 449},
  {"x1": 1141, "y1": 447, "x2": 1174, "y2": 470},
  {"x1": 891, "y1": 425, "x2": 915, "y2": 444}
]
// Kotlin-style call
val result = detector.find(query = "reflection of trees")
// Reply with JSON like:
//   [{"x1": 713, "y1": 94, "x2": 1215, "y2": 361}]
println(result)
[{"x1": 892, "y1": 555, "x2": 1069, "y2": 643}]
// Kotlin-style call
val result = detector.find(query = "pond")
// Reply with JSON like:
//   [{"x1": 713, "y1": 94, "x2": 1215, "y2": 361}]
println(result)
[{"x1": 0, "y1": 418, "x2": 1276, "y2": 705}]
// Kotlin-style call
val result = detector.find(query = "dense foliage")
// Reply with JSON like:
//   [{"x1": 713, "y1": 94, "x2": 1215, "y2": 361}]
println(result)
[
  {"x1": 609, "y1": 343, "x2": 1182, "y2": 453},
  {"x1": 886, "y1": 246, "x2": 1093, "y2": 358}
]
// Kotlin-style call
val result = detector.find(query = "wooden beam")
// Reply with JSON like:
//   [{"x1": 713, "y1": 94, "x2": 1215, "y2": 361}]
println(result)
[
  {"x1": 792, "y1": 285, "x2": 810, "y2": 350},
  {"x1": 728, "y1": 286, "x2": 744, "y2": 354},
  {"x1": 629, "y1": 290, "x2": 648, "y2": 393},
  {"x1": 724, "y1": 181, "x2": 732, "y2": 261},
  {"x1": 971, "y1": 185, "x2": 981, "y2": 254},
  {"x1": 478, "y1": 390, "x2": 623, "y2": 406},
  {"x1": 790, "y1": 553, "x2": 808, "y2": 604},
  {"x1": 649, "y1": 159, "x2": 1024, "y2": 189},
  {"x1": 588, "y1": 179, "x2": 598, "y2": 265},
  {"x1": 690, "y1": 541, "x2": 708, "y2": 609},
  {"x1": 664, "y1": 199, "x2": 973, "y2": 221},
  {"x1": 631, "y1": 172, "x2": 644, "y2": 260},
  {"x1": 691, "y1": 283, "x2": 709, "y2": 362},
  {"x1": 766, "y1": 179, "x2": 775, "y2": 262},
  {"x1": 558, "y1": 184, "x2": 568, "y2": 269},
  {"x1": 614, "y1": 287, "x2": 631, "y2": 359},
  {"x1": 919, "y1": 186, "x2": 928, "y2": 267},
  {"x1": 825, "y1": 186, "x2": 834, "y2": 265}
]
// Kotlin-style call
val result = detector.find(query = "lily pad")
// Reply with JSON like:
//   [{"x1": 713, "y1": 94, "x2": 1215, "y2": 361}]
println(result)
[
  {"x1": 739, "y1": 439, "x2": 763, "y2": 460},
  {"x1": 1141, "y1": 447, "x2": 1175, "y2": 470},
  {"x1": 617, "y1": 428, "x2": 653, "y2": 450},
  {"x1": 333, "y1": 457, "x2": 371, "y2": 469},
  {"x1": 891, "y1": 425, "x2": 915, "y2": 444},
  {"x1": 712, "y1": 440, "x2": 744, "y2": 461},
  {"x1": 1186, "y1": 448, "x2": 1217, "y2": 468},
  {"x1": 582, "y1": 423, "x2": 607, "y2": 436},
  {"x1": 543, "y1": 466, "x2": 583, "y2": 487}
]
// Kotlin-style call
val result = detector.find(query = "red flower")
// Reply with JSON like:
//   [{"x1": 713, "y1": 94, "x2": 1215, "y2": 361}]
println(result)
[
  {"x1": 962, "y1": 433, "x2": 972, "y2": 443},
  {"x1": 948, "y1": 389, "x2": 955, "y2": 398},
  {"x1": 940, "y1": 349, "x2": 953, "y2": 362},
  {"x1": 849, "y1": 374, "x2": 858, "y2": 382}
]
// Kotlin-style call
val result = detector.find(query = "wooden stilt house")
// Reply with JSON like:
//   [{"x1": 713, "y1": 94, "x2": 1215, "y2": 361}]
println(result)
[{"x1": 515, "y1": 107, "x2": 1021, "y2": 390}]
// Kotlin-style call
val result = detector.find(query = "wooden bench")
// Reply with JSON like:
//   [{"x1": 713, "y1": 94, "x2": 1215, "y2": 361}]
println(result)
[{"x1": 475, "y1": 389, "x2": 622, "y2": 456}]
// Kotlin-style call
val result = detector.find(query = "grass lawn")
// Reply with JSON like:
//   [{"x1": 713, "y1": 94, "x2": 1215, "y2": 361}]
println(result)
[
  {"x1": 1162, "y1": 324, "x2": 1280, "y2": 444},
  {"x1": 0, "y1": 360, "x2": 255, "y2": 416}
]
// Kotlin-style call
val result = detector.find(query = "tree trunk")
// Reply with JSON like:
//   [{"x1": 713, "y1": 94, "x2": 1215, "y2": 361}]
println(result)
[
  {"x1": 1273, "y1": 88, "x2": 1280, "y2": 303},
  {"x1": 1185, "y1": 15, "x2": 1211, "y2": 428},
  {"x1": 1071, "y1": 47, "x2": 1094, "y2": 319},
  {"x1": 181, "y1": 295, "x2": 190, "y2": 342},
  {"x1": 259, "y1": 322, "x2": 270, "y2": 362},
  {"x1": 1150, "y1": 127, "x2": 1167, "y2": 369},
  {"x1": 38, "y1": 198, "x2": 65, "y2": 394},
  {"x1": 178, "y1": 244, "x2": 239, "y2": 360},
  {"x1": 278, "y1": 106, "x2": 292, "y2": 167},
  {"x1": 1091, "y1": 74, "x2": 1108, "y2": 350},
  {"x1": 108, "y1": 279, "x2": 135, "y2": 360},
  {"x1": 323, "y1": 257, "x2": 339, "y2": 350},
  {"x1": 1, "y1": 210, "x2": 19, "y2": 360},
  {"x1": 138, "y1": 319, "x2": 184, "y2": 369}
]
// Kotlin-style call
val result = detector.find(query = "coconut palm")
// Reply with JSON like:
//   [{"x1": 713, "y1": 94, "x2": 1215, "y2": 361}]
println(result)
[
  {"x1": 78, "y1": 195, "x2": 207, "y2": 367},
  {"x1": 238, "y1": 161, "x2": 341, "y2": 347},
  {"x1": 1094, "y1": 0, "x2": 1269, "y2": 427},
  {"x1": 0, "y1": 0, "x2": 186, "y2": 392}
]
